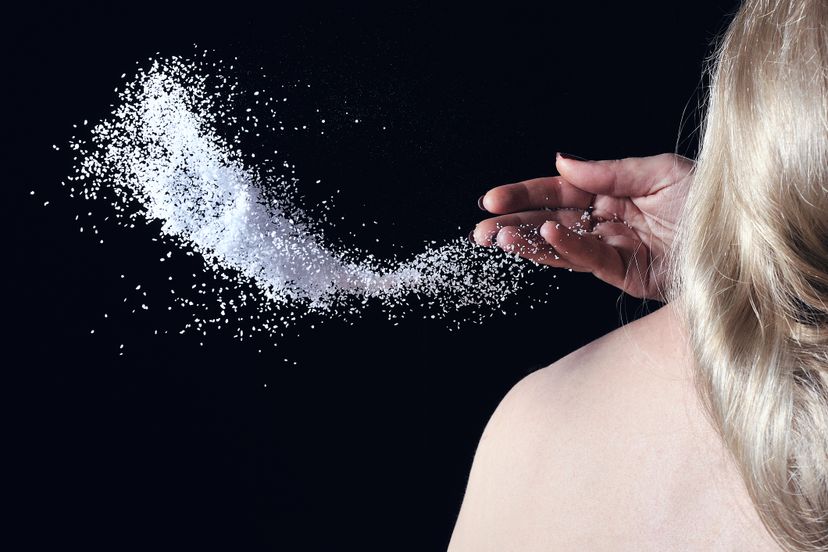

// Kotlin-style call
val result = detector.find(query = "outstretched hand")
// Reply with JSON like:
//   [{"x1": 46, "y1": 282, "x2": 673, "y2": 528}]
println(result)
[{"x1": 471, "y1": 153, "x2": 694, "y2": 301}]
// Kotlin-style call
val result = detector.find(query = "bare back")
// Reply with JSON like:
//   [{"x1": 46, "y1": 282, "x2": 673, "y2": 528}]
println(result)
[{"x1": 448, "y1": 302, "x2": 782, "y2": 551}]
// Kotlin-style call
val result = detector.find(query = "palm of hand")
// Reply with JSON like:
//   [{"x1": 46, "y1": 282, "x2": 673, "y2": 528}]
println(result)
[{"x1": 472, "y1": 153, "x2": 694, "y2": 301}]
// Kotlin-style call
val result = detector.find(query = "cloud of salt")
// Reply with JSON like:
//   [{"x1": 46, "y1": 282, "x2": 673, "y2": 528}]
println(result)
[{"x1": 70, "y1": 55, "x2": 541, "y2": 325}]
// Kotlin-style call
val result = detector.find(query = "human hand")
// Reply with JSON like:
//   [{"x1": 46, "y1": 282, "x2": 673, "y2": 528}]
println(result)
[{"x1": 470, "y1": 153, "x2": 694, "y2": 301}]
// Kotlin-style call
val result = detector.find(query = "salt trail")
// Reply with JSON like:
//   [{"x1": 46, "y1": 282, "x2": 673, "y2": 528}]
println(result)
[{"x1": 67, "y1": 54, "x2": 545, "y2": 334}]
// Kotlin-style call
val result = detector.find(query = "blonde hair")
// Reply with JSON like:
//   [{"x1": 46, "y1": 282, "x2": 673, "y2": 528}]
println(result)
[{"x1": 665, "y1": 0, "x2": 828, "y2": 549}]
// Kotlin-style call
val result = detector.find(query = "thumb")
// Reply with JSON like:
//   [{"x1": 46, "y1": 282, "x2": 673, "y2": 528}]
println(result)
[{"x1": 555, "y1": 152, "x2": 692, "y2": 198}]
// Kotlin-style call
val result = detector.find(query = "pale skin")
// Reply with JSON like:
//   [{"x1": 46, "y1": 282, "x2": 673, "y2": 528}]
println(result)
[
  {"x1": 450, "y1": 154, "x2": 782, "y2": 550},
  {"x1": 471, "y1": 152, "x2": 695, "y2": 301}
]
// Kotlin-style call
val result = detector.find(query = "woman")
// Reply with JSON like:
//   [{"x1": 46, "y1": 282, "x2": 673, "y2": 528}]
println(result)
[{"x1": 453, "y1": 0, "x2": 827, "y2": 550}]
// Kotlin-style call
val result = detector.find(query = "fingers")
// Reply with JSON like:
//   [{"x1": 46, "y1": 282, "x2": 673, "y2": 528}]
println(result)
[
  {"x1": 494, "y1": 225, "x2": 587, "y2": 270},
  {"x1": 481, "y1": 176, "x2": 595, "y2": 215},
  {"x1": 472, "y1": 209, "x2": 587, "y2": 246},
  {"x1": 471, "y1": 210, "x2": 655, "y2": 297},
  {"x1": 539, "y1": 221, "x2": 623, "y2": 284},
  {"x1": 555, "y1": 152, "x2": 694, "y2": 198},
  {"x1": 540, "y1": 220, "x2": 653, "y2": 298},
  {"x1": 478, "y1": 153, "x2": 694, "y2": 218}
]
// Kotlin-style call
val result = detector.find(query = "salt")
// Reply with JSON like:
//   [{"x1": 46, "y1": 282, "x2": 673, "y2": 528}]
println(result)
[{"x1": 65, "y1": 53, "x2": 557, "y2": 339}]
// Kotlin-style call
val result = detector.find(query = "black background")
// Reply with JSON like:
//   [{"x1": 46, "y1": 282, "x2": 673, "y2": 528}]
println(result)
[{"x1": 9, "y1": 1, "x2": 737, "y2": 550}]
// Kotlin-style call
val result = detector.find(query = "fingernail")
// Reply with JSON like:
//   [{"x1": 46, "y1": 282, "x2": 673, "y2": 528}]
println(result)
[
  {"x1": 490, "y1": 229, "x2": 500, "y2": 246},
  {"x1": 477, "y1": 195, "x2": 486, "y2": 211},
  {"x1": 468, "y1": 230, "x2": 477, "y2": 245},
  {"x1": 557, "y1": 152, "x2": 589, "y2": 162}
]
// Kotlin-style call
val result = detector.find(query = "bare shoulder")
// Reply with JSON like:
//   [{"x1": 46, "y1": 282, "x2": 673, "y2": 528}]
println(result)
[
  {"x1": 494, "y1": 302, "x2": 693, "y2": 423},
  {"x1": 448, "y1": 303, "x2": 781, "y2": 552}
]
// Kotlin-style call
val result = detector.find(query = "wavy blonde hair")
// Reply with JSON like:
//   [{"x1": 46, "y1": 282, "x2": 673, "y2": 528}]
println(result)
[
  {"x1": 671, "y1": 0, "x2": 828, "y2": 551},
  {"x1": 665, "y1": 0, "x2": 828, "y2": 549}
]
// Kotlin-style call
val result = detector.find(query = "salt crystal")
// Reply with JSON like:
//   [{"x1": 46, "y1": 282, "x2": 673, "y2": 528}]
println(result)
[{"x1": 64, "y1": 53, "x2": 555, "y2": 340}]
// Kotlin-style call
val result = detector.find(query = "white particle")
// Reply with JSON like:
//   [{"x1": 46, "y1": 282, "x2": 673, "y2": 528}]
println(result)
[{"x1": 63, "y1": 53, "x2": 555, "y2": 341}]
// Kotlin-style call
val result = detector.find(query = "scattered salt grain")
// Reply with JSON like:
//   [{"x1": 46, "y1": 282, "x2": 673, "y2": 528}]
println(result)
[{"x1": 65, "y1": 53, "x2": 558, "y2": 340}]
